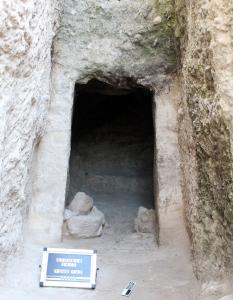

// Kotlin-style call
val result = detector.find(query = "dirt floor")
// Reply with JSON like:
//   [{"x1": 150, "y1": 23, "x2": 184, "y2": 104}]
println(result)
[
  {"x1": 1, "y1": 196, "x2": 228, "y2": 300},
  {"x1": 1, "y1": 224, "x2": 199, "y2": 300}
]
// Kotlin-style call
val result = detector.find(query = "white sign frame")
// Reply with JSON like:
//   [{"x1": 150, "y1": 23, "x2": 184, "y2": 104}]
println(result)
[{"x1": 40, "y1": 247, "x2": 97, "y2": 289}]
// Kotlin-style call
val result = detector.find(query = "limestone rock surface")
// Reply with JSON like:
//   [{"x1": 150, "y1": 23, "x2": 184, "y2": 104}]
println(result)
[
  {"x1": 0, "y1": 0, "x2": 60, "y2": 264},
  {"x1": 66, "y1": 206, "x2": 105, "y2": 238},
  {"x1": 55, "y1": 0, "x2": 177, "y2": 89},
  {"x1": 176, "y1": 0, "x2": 233, "y2": 278},
  {"x1": 134, "y1": 206, "x2": 155, "y2": 233},
  {"x1": 69, "y1": 192, "x2": 94, "y2": 215},
  {"x1": 63, "y1": 209, "x2": 76, "y2": 221},
  {"x1": 219, "y1": 296, "x2": 233, "y2": 300}
]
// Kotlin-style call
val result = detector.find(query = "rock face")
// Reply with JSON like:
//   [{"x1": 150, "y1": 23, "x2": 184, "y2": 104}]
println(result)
[
  {"x1": 69, "y1": 192, "x2": 94, "y2": 215},
  {"x1": 134, "y1": 207, "x2": 156, "y2": 233},
  {"x1": 54, "y1": 0, "x2": 177, "y2": 89},
  {"x1": 66, "y1": 206, "x2": 105, "y2": 238},
  {"x1": 176, "y1": 0, "x2": 233, "y2": 279},
  {"x1": 0, "y1": 0, "x2": 60, "y2": 264}
]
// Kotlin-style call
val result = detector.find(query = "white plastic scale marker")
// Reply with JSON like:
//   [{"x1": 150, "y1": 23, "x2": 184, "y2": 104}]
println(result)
[{"x1": 121, "y1": 281, "x2": 136, "y2": 297}]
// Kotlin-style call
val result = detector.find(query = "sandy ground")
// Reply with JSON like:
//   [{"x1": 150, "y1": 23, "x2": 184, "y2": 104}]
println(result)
[
  {"x1": 0, "y1": 192, "x2": 203, "y2": 300},
  {"x1": 1, "y1": 193, "x2": 229, "y2": 300},
  {"x1": 0, "y1": 232, "x2": 200, "y2": 300}
]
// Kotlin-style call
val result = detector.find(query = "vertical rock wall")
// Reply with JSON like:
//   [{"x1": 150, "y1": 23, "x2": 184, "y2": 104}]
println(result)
[
  {"x1": 155, "y1": 79, "x2": 186, "y2": 248},
  {"x1": 176, "y1": 0, "x2": 233, "y2": 279},
  {"x1": 0, "y1": 0, "x2": 60, "y2": 262}
]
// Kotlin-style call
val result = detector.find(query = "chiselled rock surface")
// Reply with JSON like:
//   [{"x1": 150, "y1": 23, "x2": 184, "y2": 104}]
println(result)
[
  {"x1": 176, "y1": 0, "x2": 233, "y2": 279},
  {"x1": 54, "y1": 0, "x2": 177, "y2": 89},
  {"x1": 0, "y1": 0, "x2": 60, "y2": 263}
]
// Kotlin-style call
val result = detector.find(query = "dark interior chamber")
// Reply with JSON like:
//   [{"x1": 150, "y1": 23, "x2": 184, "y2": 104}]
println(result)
[{"x1": 67, "y1": 79, "x2": 155, "y2": 232}]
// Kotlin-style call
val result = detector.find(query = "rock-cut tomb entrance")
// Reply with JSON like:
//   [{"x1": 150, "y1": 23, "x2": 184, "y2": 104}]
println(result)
[{"x1": 66, "y1": 79, "x2": 156, "y2": 237}]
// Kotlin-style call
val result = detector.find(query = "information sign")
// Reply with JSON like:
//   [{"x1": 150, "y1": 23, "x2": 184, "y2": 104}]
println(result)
[{"x1": 40, "y1": 248, "x2": 97, "y2": 289}]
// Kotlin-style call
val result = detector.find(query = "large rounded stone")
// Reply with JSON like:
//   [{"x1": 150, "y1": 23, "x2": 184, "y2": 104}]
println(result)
[
  {"x1": 66, "y1": 206, "x2": 105, "y2": 238},
  {"x1": 134, "y1": 206, "x2": 155, "y2": 233},
  {"x1": 69, "y1": 192, "x2": 94, "y2": 215}
]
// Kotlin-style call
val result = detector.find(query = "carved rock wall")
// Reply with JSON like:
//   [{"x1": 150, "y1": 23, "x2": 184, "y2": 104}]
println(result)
[
  {"x1": 54, "y1": 0, "x2": 177, "y2": 88},
  {"x1": 0, "y1": 0, "x2": 60, "y2": 262},
  {"x1": 176, "y1": 0, "x2": 233, "y2": 279}
]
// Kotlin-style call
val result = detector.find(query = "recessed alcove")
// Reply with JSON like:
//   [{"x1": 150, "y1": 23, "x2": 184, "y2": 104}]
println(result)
[{"x1": 66, "y1": 79, "x2": 155, "y2": 234}]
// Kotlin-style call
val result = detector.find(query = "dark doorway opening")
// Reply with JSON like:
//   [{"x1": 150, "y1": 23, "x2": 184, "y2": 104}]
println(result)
[{"x1": 67, "y1": 79, "x2": 155, "y2": 234}]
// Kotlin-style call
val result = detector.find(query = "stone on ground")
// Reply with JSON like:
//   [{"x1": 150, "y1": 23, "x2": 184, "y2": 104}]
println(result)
[
  {"x1": 66, "y1": 206, "x2": 105, "y2": 238},
  {"x1": 134, "y1": 206, "x2": 155, "y2": 233},
  {"x1": 63, "y1": 208, "x2": 76, "y2": 220},
  {"x1": 69, "y1": 192, "x2": 93, "y2": 215}
]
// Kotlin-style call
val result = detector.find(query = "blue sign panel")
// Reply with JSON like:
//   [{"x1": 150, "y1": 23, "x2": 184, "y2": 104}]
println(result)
[
  {"x1": 47, "y1": 253, "x2": 91, "y2": 282},
  {"x1": 40, "y1": 248, "x2": 97, "y2": 289}
]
